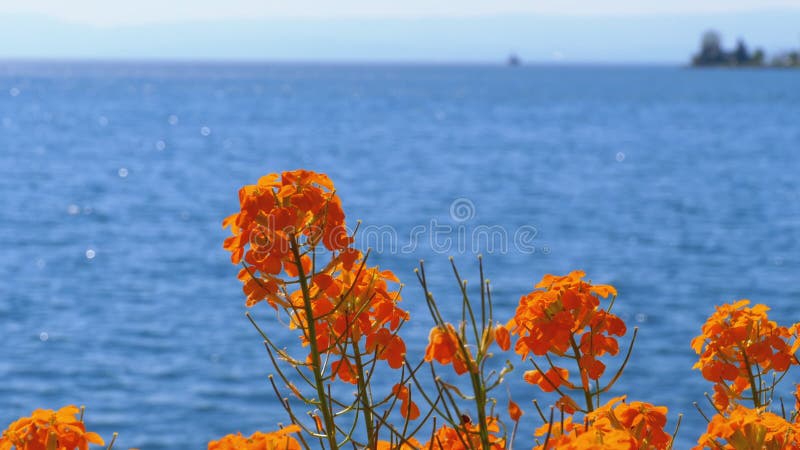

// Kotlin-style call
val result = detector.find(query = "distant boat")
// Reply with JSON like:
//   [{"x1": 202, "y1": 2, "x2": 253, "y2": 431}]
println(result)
[{"x1": 507, "y1": 54, "x2": 521, "y2": 67}]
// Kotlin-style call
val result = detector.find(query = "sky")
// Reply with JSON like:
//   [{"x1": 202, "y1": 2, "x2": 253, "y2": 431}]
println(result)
[
  {"x1": 1, "y1": 0, "x2": 799, "y2": 26},
  {"x1": 0, "y1": 0, "x2": 798, "y2": 62}
]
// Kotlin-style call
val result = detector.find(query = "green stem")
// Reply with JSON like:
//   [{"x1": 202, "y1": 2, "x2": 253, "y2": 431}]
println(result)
[
  {"x1": 290, "y1": 236, "x2": 339, "y2": 450},
  {"x1": 469, "y1": 369, "x2": 491, "y2": 450},
  {"x1": 569, "y1": 335, "x2": 594, "y2": 413},
  {"x1": 741, "y1": 350, "x2": 761, "y2": 408},
  {"x1": 352, "y1": 340, "x2": 376, "y2": 447}
]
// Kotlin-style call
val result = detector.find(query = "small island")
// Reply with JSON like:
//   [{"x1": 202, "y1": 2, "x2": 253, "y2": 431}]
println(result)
[{"x1": 691, "y1": 30, "x2": 799, "y2": 68}]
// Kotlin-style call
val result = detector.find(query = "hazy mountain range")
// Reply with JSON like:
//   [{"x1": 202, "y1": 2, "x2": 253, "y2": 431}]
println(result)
[{"x1": 1, "y1": 9, "x2": 798, "y2": 63}]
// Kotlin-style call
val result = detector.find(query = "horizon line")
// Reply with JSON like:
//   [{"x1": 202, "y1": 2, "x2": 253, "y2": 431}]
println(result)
[{"x1": 0, "y1": 57, "x2": 694, "y2": 66}]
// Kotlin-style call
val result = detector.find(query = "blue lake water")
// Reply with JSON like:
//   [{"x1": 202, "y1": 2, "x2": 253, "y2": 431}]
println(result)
[{"x1": 1, "y1": 62, "x2": 799, "y2": 448}]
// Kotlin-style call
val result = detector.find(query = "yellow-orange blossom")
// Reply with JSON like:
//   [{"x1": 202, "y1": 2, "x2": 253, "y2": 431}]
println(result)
[{"x1": 0, "y1": 406, "x2": 104, "y2": 450}]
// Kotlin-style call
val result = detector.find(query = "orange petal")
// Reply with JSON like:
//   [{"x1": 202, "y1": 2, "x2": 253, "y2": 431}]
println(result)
[{"x1": 508, "y1": 399, "x2": 523, "y2": 422}]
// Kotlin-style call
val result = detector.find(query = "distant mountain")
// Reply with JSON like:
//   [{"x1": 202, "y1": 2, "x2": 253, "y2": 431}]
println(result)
[{"x1": 0, "y1": 10, "x2": 798, "y2": 63}]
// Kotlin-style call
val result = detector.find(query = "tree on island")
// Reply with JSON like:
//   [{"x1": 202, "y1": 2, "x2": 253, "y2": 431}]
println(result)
[
  {"x1": 752, "y1": 48, "x2": 765, "y2": 65},
  {"x1": 772, "y1": 49, "x2": 800, "y2": 67},
  {"x1": 734, "y1": 39, "x2": 750, "y2": 64},
  {"x1": 692, "y1": 30, "x2": 758, "y2": 66},
  {"x1": 693, "y1": 30, "x2": 726, "y2": 65},
  {"x1": 691, "y1": 29, "x2": 799, "y2": 67}
]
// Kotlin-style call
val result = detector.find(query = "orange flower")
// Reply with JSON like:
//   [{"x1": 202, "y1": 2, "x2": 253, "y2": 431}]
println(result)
[
  {"x1": 250, "y1": 243, "x2": 409, "y2": 380},
  {"x1": 494, "y1": 323, "x2": 511, "y2": 352},
  {"x1": 795, "y1": 383, "x2": 800, "y2": 415},
  {"x1": 508, "y1": 399, "x2": 523, "y2": 422},
  {"x1": 610, "y1": 401, "x2": 671, "y2": 448},
  {"x1": 376, "y1": 438, "x2": 423, "y2": 449},
  {"x1": 509, "y1": 271, "x2": 624, "y2": 382},
  {"x1": 711, "y1": 378, "x2": 750, "y2": 411},
  {"x1": 223, "y1": 170, "x2": 352, "y2": 308},
  {"x1": 578, "y1": 355, "x2": 606, "y2": 381},
  {"x1": 534, "y1": 397, "x2": 672, "y2": 450},
  {"x1": 287, "y1": 255, "x2": 409, "y2": 377},
  {"x1": 694, "y1": 405, "x2": 800, "y2": 450},
  {"x1": 0, "y1": 406, "x2": 104, "y2": 450},
  {"x1": 555, "y1": 395, "x2": 579, "y2": 415},
  {"x1": 536, "y1": 428, "x2": 637, "y2": 450},
  {"x1": 392, "y1": 384, "x2": 421, "y2": 421},
  {"x1": 534, "y1": 415, "x2": 581, "y2": 449},
  {"x1": 524, "y1": 367, "x2": 570, "y2": 393},
  {"x1": 424, "y1": 418, "x2": 505, "y2": 450},
  {"x1": 366, "y1": 327, "x2": 407, "y2": 369},
  {"x1": 692, "y1": 300, "x2": 799, "y2": 410},
  {"x1": 424, "y1": 323, "x2": 473, "y2": 375},
  {"x1": 208, "y1": 425, "x2": 302, "y2": 450},
  {"x1": 331, "y1": 358, "x2": 358, "y2": 384}
]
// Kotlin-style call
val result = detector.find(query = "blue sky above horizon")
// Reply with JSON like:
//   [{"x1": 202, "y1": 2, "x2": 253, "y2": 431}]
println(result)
[{"x1": 0, "y1": 1, "x2": 799, "y2": 62}]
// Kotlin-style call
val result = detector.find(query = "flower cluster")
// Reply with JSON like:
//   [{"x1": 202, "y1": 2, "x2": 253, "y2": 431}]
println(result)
[
  {"x1": 424, "y1": 321, "x2": 510, "y2": 376},
  {"x1": 691, "y1": 300, "x2": 800, "y2": 448},
  {"x1": 509, "y1": 271, "x2": 626, "y2": 408},
  {"x1": 223, "y1": 171, "x2": 410, "y2": 379},
  {"x1": 0, "y1": 406, "x2": 104, "y2": 450},
  {"x1": 535, "y1": 396, "x2": 672, "y2": 450},
  {"x1": 510, "y1": 271, "x2": 621, "y2": 358},
  {"x1": 692, "y1": 299, "x2": 799, "y2": 410},
  {"x1": 694, "y1": 405, "x2": 800, "y2": 450},
  {"x1": 424, "y1": 418, "x2": 505, "y2": 450},
  {"x1": 298, "y1": 253, "x2": 409, "y2": 378},
  {"x1": 223, "y1": 170, "x2": 351, "y2": 307},
  {"x1": 207, "y1": 425, "x2": 302, "y2": 450},
  {"x1": 374, "y1": 438, "x2": 422, "y2": 449},
  {"x1": 221, "y1": 171, "x2": 418, "y2": 449},
  {"x1": 424, "y1": 323, "x2": 473, "y2": 375}
]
